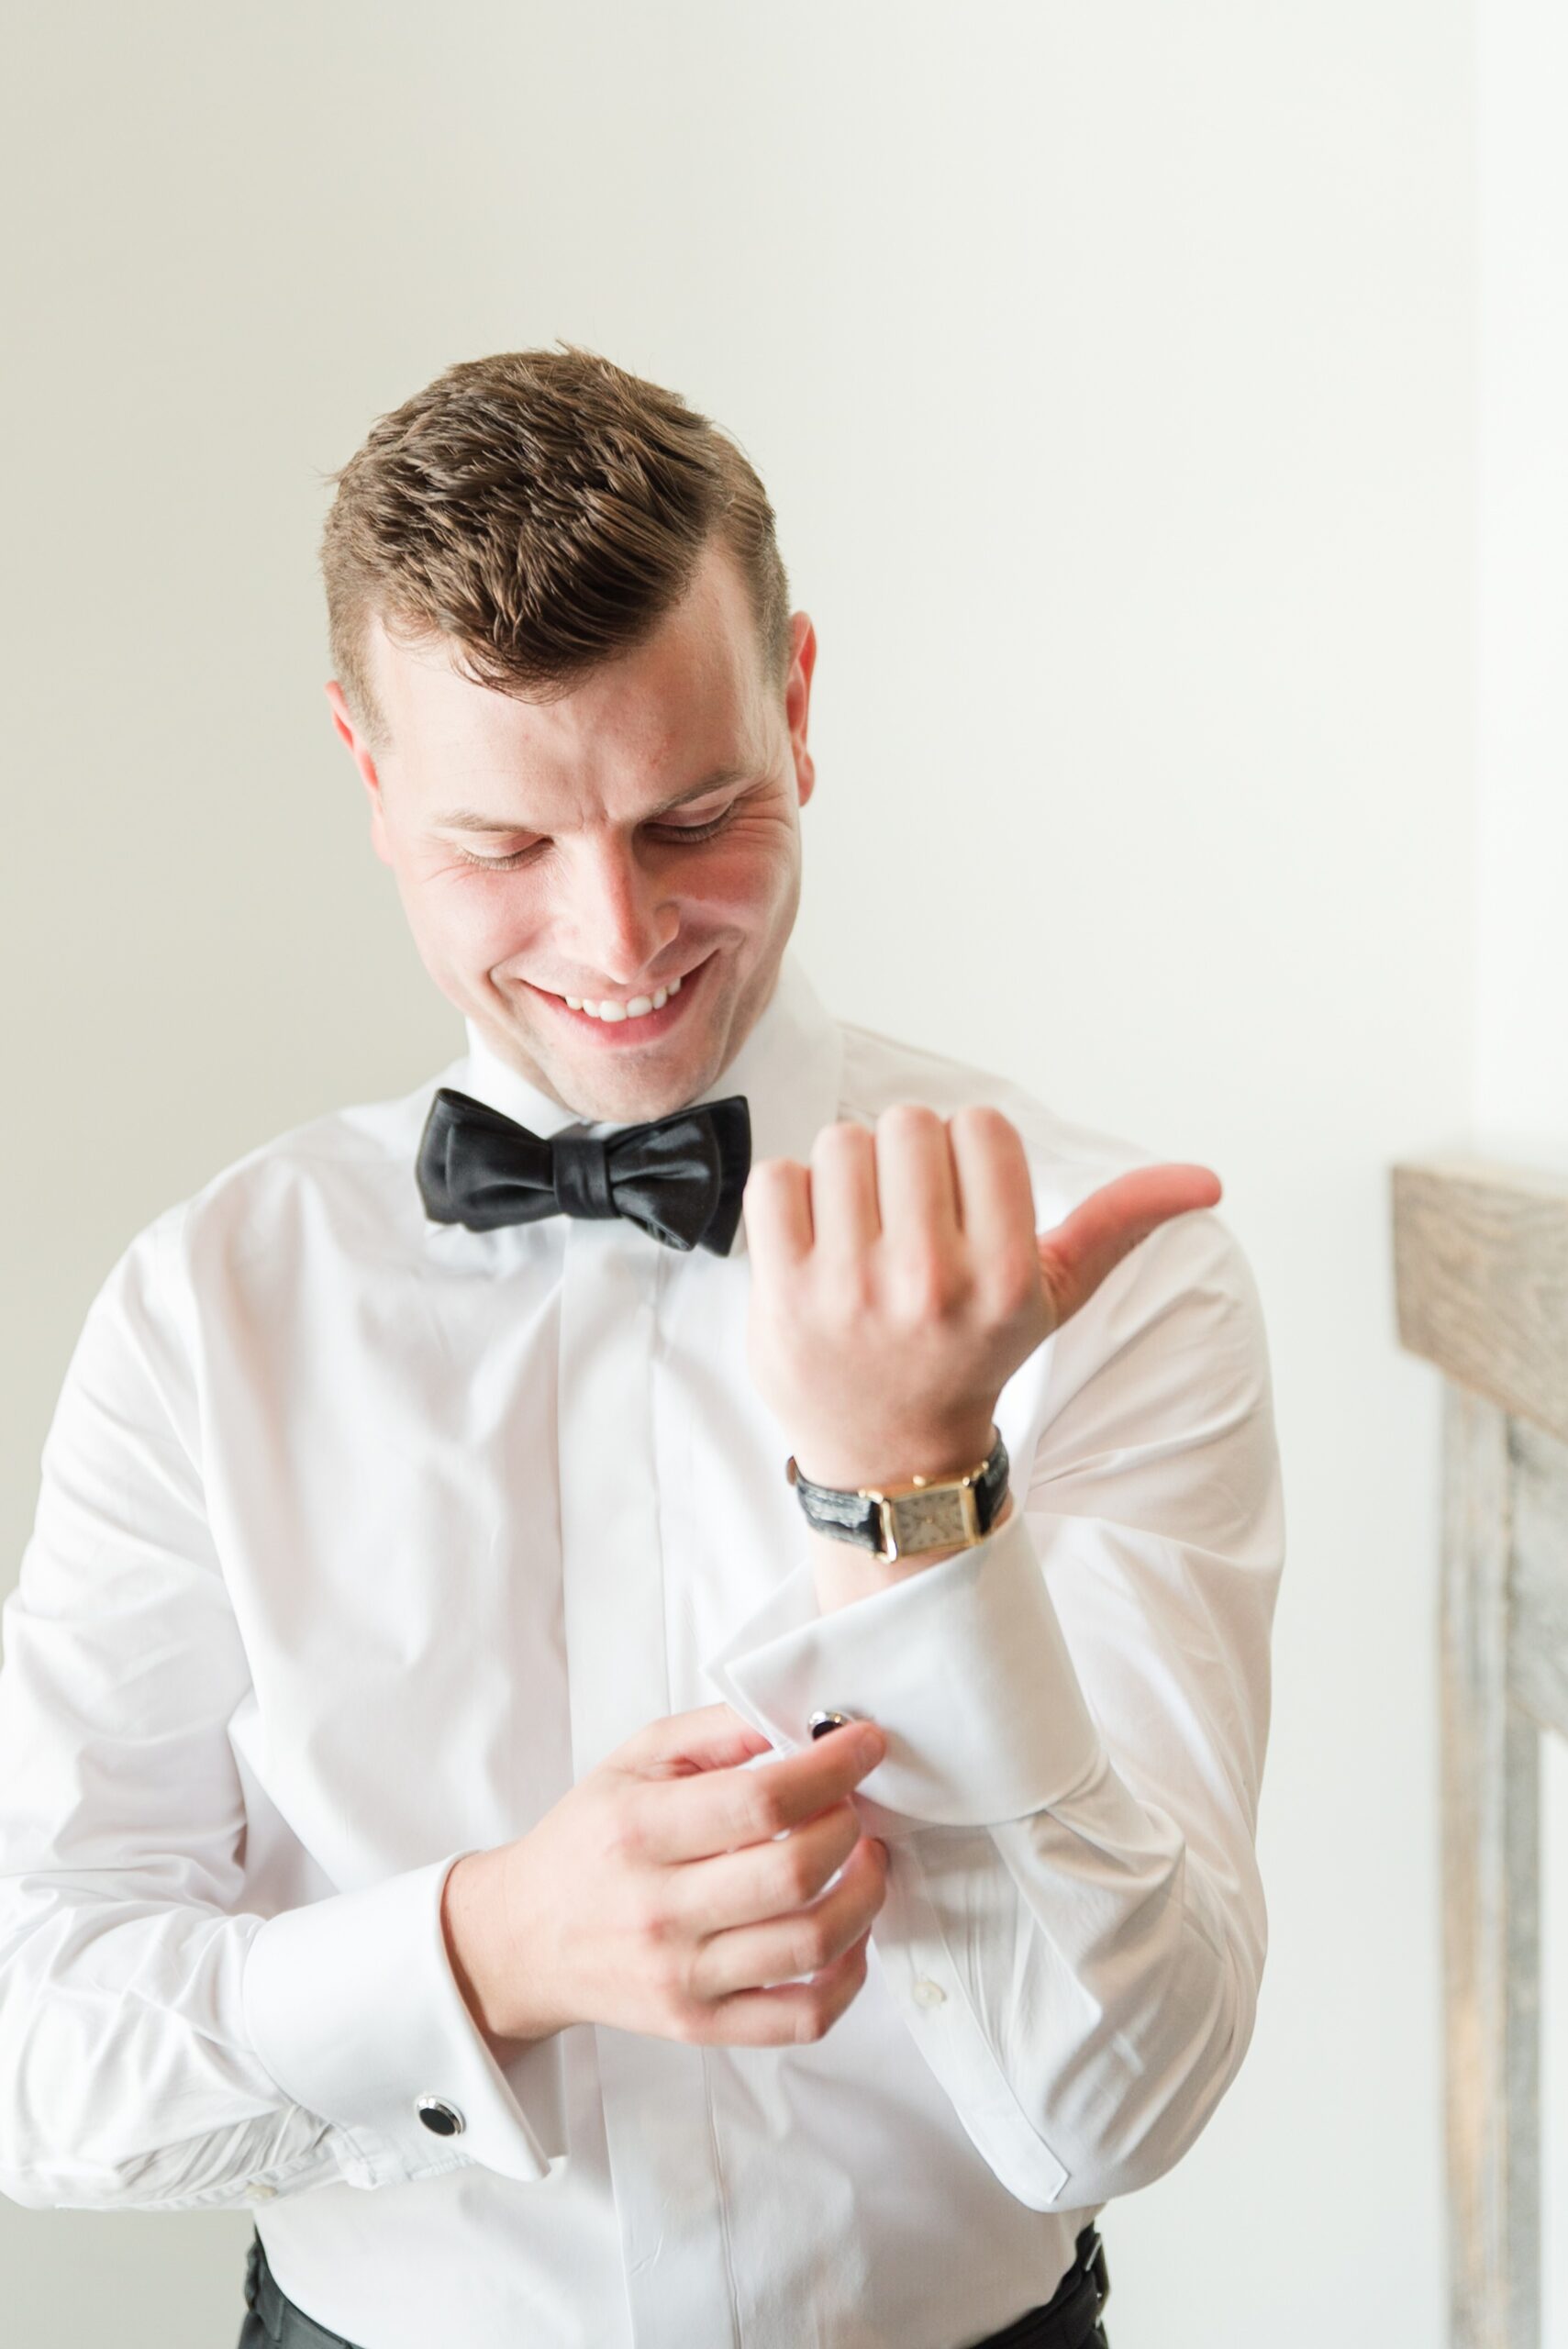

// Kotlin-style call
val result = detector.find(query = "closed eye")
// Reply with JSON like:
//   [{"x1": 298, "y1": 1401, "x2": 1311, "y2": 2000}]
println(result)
[{"x1": 452, "y1": 806, "x2": 738, "y2": 871}]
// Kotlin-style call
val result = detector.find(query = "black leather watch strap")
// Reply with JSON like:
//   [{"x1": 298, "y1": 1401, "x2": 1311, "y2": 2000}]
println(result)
[{"x1": 787, "y1": 1430, "x2": 1010, "y2": 1562}]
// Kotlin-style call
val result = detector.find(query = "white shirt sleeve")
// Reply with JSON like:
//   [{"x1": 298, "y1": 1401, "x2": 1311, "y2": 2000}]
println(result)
[
  {"x1": 706, "y1": 1206, "x2": 1283, "y2": 2214},
  {"x1": 0, "y1": 1212, "x2": 562, "y2": 2212}
]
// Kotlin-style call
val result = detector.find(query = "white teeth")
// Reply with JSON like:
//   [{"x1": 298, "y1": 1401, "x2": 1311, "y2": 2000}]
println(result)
[{"x1": 560, "y1": 968, "x2": 691, "y2": 1020}]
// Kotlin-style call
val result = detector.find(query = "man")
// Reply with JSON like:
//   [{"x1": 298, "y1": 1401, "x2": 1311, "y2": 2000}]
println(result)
[{"x1": 0, "y1": 348, "x2": 1283, "y2": 2349}]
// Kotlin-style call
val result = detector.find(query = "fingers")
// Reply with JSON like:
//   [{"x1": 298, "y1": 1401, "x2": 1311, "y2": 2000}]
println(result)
[
  {"x1": 637, "y1": 1720, "x2": 886, "y2": 1865},
  {"x1": 700, "y1": 1927, "x2": 876, "y2": 2048},
  {"x1": 615, "y1": 1701, "x2": 775, "y2": 1779},
  {"x1": 947, "y1": 1107, "x2": 1040, "y2": 1309},
  {"x1": 1036, "y1": 1163, "x2": 1222, "y2": 1329},
  {"x1": 673, "y1": 1798, "x2": 864, "y2": 1936},
  {"x1": 753, "y1": 1108, "x2": 1037, "y2": 1289},
  {"x1": 806, "y1": 1121, "x2": 881, "y2": 1263},
  {"x1": 690, "y1": 1834, "x2": 890, "y2": 2000},
  {"x1": 742, "y1": 1158, "x2": 813, "y2": 1274},
  {"x1": 751, "y1": 1121, "x2": 1219, "y2": 1338},
  {"x1": 863, "y1": 1106, "x2": 958, "y2": 1252}
]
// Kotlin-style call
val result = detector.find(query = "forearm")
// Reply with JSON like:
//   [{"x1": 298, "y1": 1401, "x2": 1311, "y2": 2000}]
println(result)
[
  {"x1": 877, "y1": 1753, "x2": 1261, "y2": 2210},
  {"x1": 706, "y1": 1487, "x2": 1273, "y2": 2211},
  {"x1": 0, "y1": 1894, "x2": 341, "y2": 2211},
  {"x1": 0, "y1": 1856, "x2": 564, "y2": 2210}
]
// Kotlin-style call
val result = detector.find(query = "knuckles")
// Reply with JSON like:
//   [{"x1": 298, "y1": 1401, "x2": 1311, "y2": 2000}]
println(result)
[
  {"x1": 662, "y1": 1988, "x2": 707, "y2": 2043},
  {"x1": 794, "y1": 1950, "x2": 867, "y2": 2043},
  {"x1": 737, "y1": 1777, "x2": 793, "y2": 1845},
  {"x1": 948, "y1": 1102, "x2": 1017, "y2": 1152},
  {"x1": 811, "y1": 1119, "x2": 875, "y2": 1162},
  {"x1": 989, "y1": 1244, "x2": 1048, "y2": 1322},
  {"x1": 876, "y1": 1102, "x2": 943, "y2": 1145},
  {"x1": 622, "y1": 1885, "x2": 674, "y2": 1953},
  {"x1": 774, "y1": 1838, "x2": 828, "y2": 1908},
  {"x1": 785, "y1": 1917, "x2": 837, "y2": 1976},
  {"x1": 747, "y1": 1154, "x2": 802, "y2": 1187},
  {"x1": 888, "y1": 1252, "x2": 973, "y2": 1322},
  {"x1": 601, "y1": 1796, "x2": 651, "y2": 1871}
]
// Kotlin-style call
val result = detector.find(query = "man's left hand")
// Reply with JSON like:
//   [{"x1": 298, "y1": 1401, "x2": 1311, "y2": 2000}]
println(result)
[{"x1": 744, "y1": 1104, "x2": 1221, "y2": 1502}]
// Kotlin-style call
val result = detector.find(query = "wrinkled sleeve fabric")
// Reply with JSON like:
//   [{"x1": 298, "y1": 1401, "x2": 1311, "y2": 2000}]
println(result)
[
  {"x1": 706, "y1": 1206, "x2": 1284, "y2": 2213},
  {"x1": 0, "y1": 1208, "x2": 561, "y2": 2212}
]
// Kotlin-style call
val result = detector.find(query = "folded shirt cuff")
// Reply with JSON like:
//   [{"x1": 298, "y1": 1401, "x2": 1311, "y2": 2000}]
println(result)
[
  {"x1": 704, "y1": 1508, "x2": 1103, "y2": 1828},
  {"x1": 241, "y1": 1854, "x2": 564, "y2": 2188}
]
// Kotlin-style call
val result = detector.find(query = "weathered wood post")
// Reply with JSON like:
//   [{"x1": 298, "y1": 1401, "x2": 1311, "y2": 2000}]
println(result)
[{"x1": 1393, "y1": 1160, "x2": 1568, "y2": 2349}]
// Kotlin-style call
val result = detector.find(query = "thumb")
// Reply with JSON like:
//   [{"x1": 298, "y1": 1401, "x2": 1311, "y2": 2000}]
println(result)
[
  {"x1": 615, "y1": 1700, "x2": 774, "y2": 1780},
  {"x1": 1036, "y1": 1163, "x2": 1222, "y2": 1330}
]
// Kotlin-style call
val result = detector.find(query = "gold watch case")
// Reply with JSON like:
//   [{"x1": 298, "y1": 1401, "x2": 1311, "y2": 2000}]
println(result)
[
  {"x1": 858, "y1": 1461, "x2": 988, "y2": 1562},
  {"x1": 785, "y1": 1438, "x2": 1003, "y2": 1563}
]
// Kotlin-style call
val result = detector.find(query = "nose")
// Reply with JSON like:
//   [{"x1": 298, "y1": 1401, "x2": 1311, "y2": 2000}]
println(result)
[{"x1": 560, "y1": 836, "x2": 679, "y2": 987}]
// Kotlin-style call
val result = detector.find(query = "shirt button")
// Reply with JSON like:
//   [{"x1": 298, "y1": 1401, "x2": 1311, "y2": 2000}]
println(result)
[
  {"x1": 248, "y1": 2182, "x2": 278, "y2": 2200},
  {"x1": 415, "y1": 2096, "x2": 465, "y2": 2137},
  {"x1": 911, "y1": 1978, "x2": 947, "y2": 2009}
]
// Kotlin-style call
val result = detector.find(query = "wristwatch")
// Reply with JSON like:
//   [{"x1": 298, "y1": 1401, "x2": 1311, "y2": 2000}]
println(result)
[{"x1": 785, "y1": 1429, "x2": 1010, "y2": 1563}]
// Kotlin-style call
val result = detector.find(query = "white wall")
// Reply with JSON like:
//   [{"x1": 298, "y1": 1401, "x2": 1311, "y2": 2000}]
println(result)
[
  {"x1": 1476, "y1": 6, "x2": 1568, "y2": 2343},
  {"x1": 1476, "y1": 3, "x2": 1568, "y2": 1162},
  {"x1": 0, "y1": 6, "x2": 1475, "y2": 2343}
]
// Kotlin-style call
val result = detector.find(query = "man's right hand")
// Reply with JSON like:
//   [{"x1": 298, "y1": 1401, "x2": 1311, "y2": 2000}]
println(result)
[{"x1": 440, "y1": 1703, "x2": 890, "y2": 2054}]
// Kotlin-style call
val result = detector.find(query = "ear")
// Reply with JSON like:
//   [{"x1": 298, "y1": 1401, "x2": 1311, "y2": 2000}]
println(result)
[
  {"x1": 784, "y1": 611, "x2": 817, "y2": 811},
  {"x1": 325, "y1": 682, "x2": 393, "y2": 866}
]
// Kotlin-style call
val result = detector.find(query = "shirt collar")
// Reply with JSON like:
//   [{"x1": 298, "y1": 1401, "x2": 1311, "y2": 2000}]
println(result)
[{"x1": 455, "y1": 944, "x2": 845, "y2": 1174}]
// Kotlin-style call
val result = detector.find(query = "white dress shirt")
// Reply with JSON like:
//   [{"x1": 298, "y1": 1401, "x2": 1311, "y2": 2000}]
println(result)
[{"x1": 0, "y1": 950, "x2": 1284, "y2": 2349}]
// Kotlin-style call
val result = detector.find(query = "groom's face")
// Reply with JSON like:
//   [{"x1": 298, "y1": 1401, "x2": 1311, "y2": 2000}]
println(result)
[{"x1": 328, "y1": 541, "x2": 817, "y2": 1126}]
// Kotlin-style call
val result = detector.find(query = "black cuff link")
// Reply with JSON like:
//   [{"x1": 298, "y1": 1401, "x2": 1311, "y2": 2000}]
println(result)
[{"x1": 415, "y1": 2096, "x2": 465, "y2": 2137}]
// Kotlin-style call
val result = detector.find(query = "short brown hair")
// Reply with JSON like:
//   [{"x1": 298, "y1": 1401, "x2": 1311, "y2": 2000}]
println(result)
[{"x1": 320, "y1": 345, "x2": 791, "y2": 751}]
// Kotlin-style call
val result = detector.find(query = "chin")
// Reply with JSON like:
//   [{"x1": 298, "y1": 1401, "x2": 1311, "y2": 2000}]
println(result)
[{"x1": 548, "y1": 1051, "x2": 708, "y2": 1128}]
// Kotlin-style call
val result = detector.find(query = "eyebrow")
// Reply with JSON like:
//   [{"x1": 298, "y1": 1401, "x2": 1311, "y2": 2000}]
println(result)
[{"x1": 429, "y1": 767, "x2": 754, "y2": 832}]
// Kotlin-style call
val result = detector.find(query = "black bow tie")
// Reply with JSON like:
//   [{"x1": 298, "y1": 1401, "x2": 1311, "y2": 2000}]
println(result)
[{"x1": 416, "y1": 1087, "x2": 752, "y2": 1256}]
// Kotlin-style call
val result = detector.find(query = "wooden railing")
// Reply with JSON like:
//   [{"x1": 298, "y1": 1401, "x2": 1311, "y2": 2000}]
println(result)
[{"x1": 1393, "y1": 1158, "x2": 1568, "y2": 2349}]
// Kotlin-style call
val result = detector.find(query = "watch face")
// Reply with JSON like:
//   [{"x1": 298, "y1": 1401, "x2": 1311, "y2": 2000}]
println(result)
[{"x1": 887, "y1": 1485, "x2": 974, "y2": 1556}]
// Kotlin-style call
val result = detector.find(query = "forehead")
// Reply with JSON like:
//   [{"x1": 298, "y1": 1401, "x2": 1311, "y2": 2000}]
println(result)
[{"x1": 367, "y1": 541, "x2": 772, "y2": 818}]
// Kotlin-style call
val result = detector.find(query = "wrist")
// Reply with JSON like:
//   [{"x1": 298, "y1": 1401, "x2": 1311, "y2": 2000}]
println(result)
[
  {"x1": 790, "y1": 1413, "x2": 998, "y2": 1495},
  {"x1": 810, "y1": 1488, "x2": 1016, "y2": 1610},
  {"x1": 441, "y1": 1846, "x2": 557, "y2": 2059}
]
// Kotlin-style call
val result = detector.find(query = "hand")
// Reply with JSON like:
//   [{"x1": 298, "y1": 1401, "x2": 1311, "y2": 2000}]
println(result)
[
  {"x1": 743, "y1": 1103, "x2": 1221, "y2": 1492},
  {"x1": 441, "y1": 1703, "x2": 890, "y2": 2053}
]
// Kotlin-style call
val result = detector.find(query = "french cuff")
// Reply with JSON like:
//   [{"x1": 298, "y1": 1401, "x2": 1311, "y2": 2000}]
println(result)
[
  {"x1": 241, "y1": 1853, "x2": 564, "y2": 2189},
  {"x1": 705, "y1": 1508, "x2": 1104, "y2": 1828}
]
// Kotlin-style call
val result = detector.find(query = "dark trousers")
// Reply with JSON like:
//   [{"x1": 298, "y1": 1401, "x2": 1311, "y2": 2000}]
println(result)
[
  {"x1": 240, "y1": 2232, "x2": 357, "y2": 2348},
  {"x1": 239, "y1": 2223, "x2": 1111, "y2": 2348}
]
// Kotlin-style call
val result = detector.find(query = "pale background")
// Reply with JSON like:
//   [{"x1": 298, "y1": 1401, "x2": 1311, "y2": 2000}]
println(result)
[{"x1": 0, "y1": 3, "x2": 1560, "y2": 2343}]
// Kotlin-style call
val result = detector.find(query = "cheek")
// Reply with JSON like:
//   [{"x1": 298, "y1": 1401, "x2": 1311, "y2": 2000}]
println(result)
[
  {"x1": 691, "y1": 825, "x2": 796, "y2": 918},
  {"x1": 403, "y1": 870, "x2": 544, "y2": 976}
]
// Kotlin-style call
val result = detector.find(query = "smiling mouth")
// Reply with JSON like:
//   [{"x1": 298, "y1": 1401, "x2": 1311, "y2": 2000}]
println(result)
[{"x1": 523, "y1": 952, "x2": 713, "y2": 1040}]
